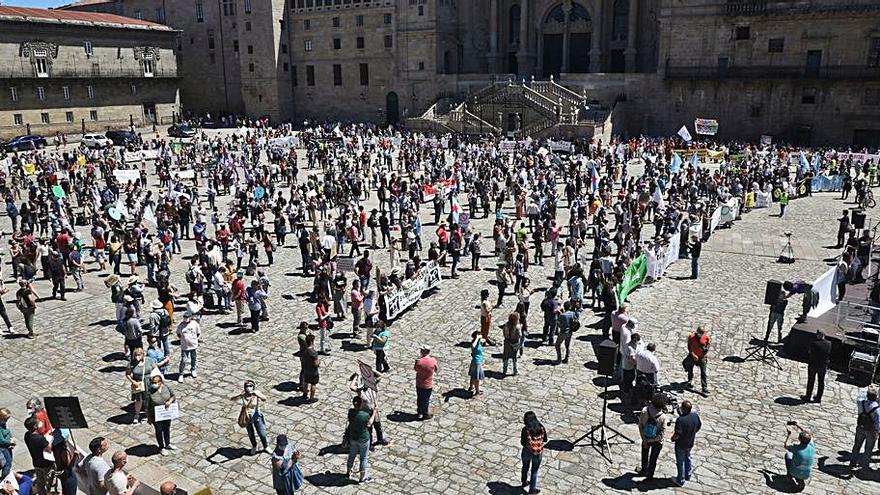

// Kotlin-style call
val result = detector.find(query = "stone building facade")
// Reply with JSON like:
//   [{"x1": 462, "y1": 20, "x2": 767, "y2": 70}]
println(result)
[
  {"x1": 62, "y1": 0, "x2": 880, "y2": 146},
  {"x1": 0, "y1": 6, "x2": 180, "y2": 140}
]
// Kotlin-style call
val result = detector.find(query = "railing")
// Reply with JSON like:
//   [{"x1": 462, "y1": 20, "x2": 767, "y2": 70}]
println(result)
[
  {"x1": 725, "y1": 0, "x2": 767, "y2": 16},
  {"x1": 519, "y1": 84, "x2": 560, "y2": 117},
  {"x1": 665, "y1": 64, "x2": 880, "y2": 80},
  {"x1": 0, "y1": 66, "x2": 178, "y2": 79}
]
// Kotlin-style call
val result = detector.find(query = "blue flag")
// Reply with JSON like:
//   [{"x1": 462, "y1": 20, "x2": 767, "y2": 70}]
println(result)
[
  {"x1": 811, "y1": 153, "x2": 821, "y2": 172},
  {"x1": 690, "y1": 152, "x2": 699, "y2": 169},
  {"x1": 670, "y1": 152, "x2": 682, "y2": 174},
  {"x1": 799, "y1": 151, "x2": 810, "y2": 171}
]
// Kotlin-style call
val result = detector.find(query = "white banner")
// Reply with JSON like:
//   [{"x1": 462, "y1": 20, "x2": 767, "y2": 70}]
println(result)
[
  {"x1": 384, "y1": 261, "x2": 441, "y2": 319},
  {"x1": 123, "y1": 149, "x2": 159, "y2": 163},
  {"x1": 645, "y1": 229, "x2": 682, "y2": 281},
  {"x1": 499, "y1": 140, "x2": 517, "y2": 154},
  {"x1": 808, "y1": 266, "x2": 838, "y2": 318},
  {"x1": 172, "y1": 169, "x2": 195, "y2": 180},
  {"x1": 113, "y1": 169, "x2": 140, "y2": 183},
  {"x1": 269, "y1": 135, "x2": 301, "y2": 149},
  {"x1": 549, "y1": 140, "x2": 572, "y2": 153},
  {"x1": 836, "y1": 152, "x2": 880, "y2": 163},
  {"x1": 754, "y1": 191, "x2": 771, "y2": 208}
]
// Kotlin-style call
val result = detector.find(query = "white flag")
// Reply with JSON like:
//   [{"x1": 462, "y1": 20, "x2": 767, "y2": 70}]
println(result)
[
  {"x1": 677, "y1": 125, "x2": 693, "y2": 142},
  {"x1": 652, "y1": 185, "x2": 664, "y2": 208},
  {"x1": 143, "y1": 205, "x2": 157, "y2": 227}
]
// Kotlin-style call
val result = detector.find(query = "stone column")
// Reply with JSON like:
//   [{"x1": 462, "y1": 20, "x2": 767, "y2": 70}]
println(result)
[
  {"x1": 517, "y1": 0, "x2": 533, "y2": 76},
  {"x1": 488, "y1": 0, "x2": 500, "y2": 72},
  {"x1": 536, "y1": 24, "x2": 545, "y2": 76},
  {"x1": 561, "y1": 7, "x2": 571, "y2": 73},
  {"x1": 624, "y1": 0, "x2": 639, "y2": 72},
  {"x1": 589, "y1": 0, "x2": 603, "y2": 73}
]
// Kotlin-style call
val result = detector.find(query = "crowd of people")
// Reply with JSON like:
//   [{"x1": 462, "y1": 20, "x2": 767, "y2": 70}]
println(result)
[{"x1": 0, "y1": 118, "x2": 878, "y2": 494}]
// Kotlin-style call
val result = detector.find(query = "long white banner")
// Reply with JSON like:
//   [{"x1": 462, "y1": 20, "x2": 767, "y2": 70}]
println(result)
[
  {"x1": 808, "y1": 266, "x2": 838, "y2": 318},
  {"x1": 385, "y1": 261, "x2": 441, "y2": 319}
]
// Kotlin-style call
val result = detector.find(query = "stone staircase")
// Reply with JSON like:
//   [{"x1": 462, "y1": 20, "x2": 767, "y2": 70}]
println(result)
[{"x1": 407, "y1": 76, "x2": 611, "y2": 139}]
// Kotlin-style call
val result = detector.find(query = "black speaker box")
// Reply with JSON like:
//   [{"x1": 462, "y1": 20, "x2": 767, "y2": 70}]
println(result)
[
  {"x1": 765, "y1": 279, "x2": 783, "y2": 305},
  {"x1": 596, "y1": 339, "x2": 618, "y2": 376}
]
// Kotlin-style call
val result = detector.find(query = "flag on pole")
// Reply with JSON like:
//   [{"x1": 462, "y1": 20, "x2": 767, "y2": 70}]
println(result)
[
  {"x1": 811, "y1": 153, "x2": 821, "y2": 172},
  {"x1": 690, "y1": 152, "x2": 699, "y2": 169},
  {"x1": 617, "y1": 254, "x2": 648, "y2": 305},
  {"x1": 143, "y1": 205, "x2": 157, "y2": 227},
  {"x1": 451, "y1": 195, "x2": 461, "y2": 224},
  {"x1": 677, "y1": 125, "x2": 693, "y2": 142},
  {"x1": 590, "y1": 163, "x2": 600, "y2": 193},
  {"x1": 670, "y1": 152, "x2": 682, "y2": 174},
  {"x1": 799, "y1": 151, "x2": 810, "y2": 172},
  {"x1": 652, "y1": 185, "x2": 664, "y2": 208}
]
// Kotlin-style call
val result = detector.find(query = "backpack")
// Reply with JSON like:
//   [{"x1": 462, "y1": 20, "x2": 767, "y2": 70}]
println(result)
[
  {"x1": 857, "y1": 401, "x2": 880, "y2": 431},
  {"x1": 526, "y1": 430, "x2": 544, "y2": 454},
  {"x1": 643, "y1": 412, "x2": 661, "y2": 439},
  {"x1": 186, "y1": 268, "x2": 198, "y2": 284}
]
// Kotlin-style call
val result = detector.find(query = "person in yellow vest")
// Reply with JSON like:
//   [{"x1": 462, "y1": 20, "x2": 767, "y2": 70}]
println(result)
[{"x1": 779, "y1": 190, "x2": 789, "y2": 218}]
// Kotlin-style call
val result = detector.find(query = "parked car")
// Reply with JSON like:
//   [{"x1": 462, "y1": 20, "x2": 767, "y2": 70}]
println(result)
[
  {"x1": 105, "y1": 130, "x2": 137, "y2": 146},
  {"x1": 2, "y1": 134, "x2": 47, "y2": 152},
  {"x1": 81, "y1": 133, "x2": 113, "y2": 149},
  {"x1": 167, "y1": 124, "x2": 196, "y2": 138}
]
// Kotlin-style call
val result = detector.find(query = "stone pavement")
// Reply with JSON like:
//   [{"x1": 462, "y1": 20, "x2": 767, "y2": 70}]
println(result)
[{"x1": 0, "y1": 143, "x2": 877, "y2": 494}]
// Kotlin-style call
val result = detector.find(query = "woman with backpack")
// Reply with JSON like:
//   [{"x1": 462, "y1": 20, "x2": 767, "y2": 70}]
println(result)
[
  {"x1": 637, "y1": 394, "x2": 668, "y2": 481},
  {"x1": 520, "y1": 411, "x2": 547, "y2": 495}
]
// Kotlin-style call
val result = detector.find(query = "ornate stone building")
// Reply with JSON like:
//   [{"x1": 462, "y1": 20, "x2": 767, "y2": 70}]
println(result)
[
  {"x1": 0, "y1": 6, "x2": 180, "y2": 139},
  {"x1": 61, "y1": 0, "x2": 880, "y2": 146}
]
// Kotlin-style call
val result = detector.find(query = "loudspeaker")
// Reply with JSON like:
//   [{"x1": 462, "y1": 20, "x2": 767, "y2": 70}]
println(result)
[
  {"x1": 852, "y1": 210, "x2": 866, "y2": 230},
  {"x1": 596, "y1": 339, "x2": 618, "y2": 376},
  {"x1": 764, "y1": 279, "x2": 783, "y2": 305}
]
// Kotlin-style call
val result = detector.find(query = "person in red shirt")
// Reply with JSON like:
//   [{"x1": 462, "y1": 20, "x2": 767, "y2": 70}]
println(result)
[
  {"x1": 216, "y1": 224, "x2": 231, "y2": 260},
  {"x1": 231, "y1": 272, "x2": 246, "y2": 326},
  {"x1": 413, "y1": 345, "x2": 439, "y2": 420},
  {"x1": 683, "y1": 326, "x2": 710, "y2": 394}
]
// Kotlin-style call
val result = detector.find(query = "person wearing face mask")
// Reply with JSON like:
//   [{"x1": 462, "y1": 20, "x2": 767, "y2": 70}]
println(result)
[
  {"x1": 230, "y1": 380, "x2": 269, "y2": 455},
  {"x1": 126, "y1": 348, "x2": 156, "y2": 424},
  {"x1": 146, "y1": 376, "x2": 177, "y2": 456},
  {"x1": 24, "y1": 399, "x2": 52, "y2": 436},
  {"x1": 23, "y1": 416, "x2": 52, "y2": 495}
]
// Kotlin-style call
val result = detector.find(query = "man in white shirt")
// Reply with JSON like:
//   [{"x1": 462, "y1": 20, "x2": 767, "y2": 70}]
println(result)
[
  {"x1": 79, "y1": 437, "x2": 111, "y2": 495},
  {"x1": 621, "y1": 332, "x2": 642, "y2": 403},
  {"x1": 104, "y1": 451, "x2": 139, "y2": 495},
  {"x1": 636, "y1": 342, "x2": 661, "y2": 386},
  {"x1": 176, "y1": 309, "x2": 201, "y2": 382}
]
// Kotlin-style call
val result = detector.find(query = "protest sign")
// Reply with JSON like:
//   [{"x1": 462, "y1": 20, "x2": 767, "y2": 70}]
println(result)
[
  {"x1": 694, "y1": 118, "x2": 719, "y2": 135},
  {"x1": 385, "y1": 261, "x2": 441, "y2": 319}
]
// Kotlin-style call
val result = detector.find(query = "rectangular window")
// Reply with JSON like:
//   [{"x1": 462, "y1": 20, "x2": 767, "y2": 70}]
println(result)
[
  {"x1": 36, "y1": 87, "x2": 45, "y2": 101},
  {"x1": 233, "y1": 40, "x2": 239, "y2": 52},
  {"x1": 283, "y1": 62, "x2": 289, "y2": 72},
  {"x1": 292, "y1": 66, "x2": 298, "y2": 86},
  {"x1": 304, "y1": 19, "x2": 311, "y2": 30},
  {"x1": 223, "y1": 0, "x2": 236, "y2": 16},
  {"x1": 14, "y1": 114, "x2": 23, "y2": 126},
  {"x1": 143, "y1": 55, "x2": 154, "y2": 77},
  {"x1": 359, "y1": 63, "x2": 368, "y2": 86},
  {"x1": 131, "y1": 83, "x2": 137, "y2": 95},
  {"x1": 41, "y1": 112, "x2": 50, "y2": 124},
  {"x1": 868, "y1": 37, "x2": 880, "y2": 68},
  {"x1": 62, "y1": 86, "x2": 70, "y2": 100},
  {"x1": 87, "y1": 85, "x2": 95, "y2": 99},
  {"x1": 304, "y1": 40, "x2": 313, "y2": 52},
  {"x1": 864, "y1": 88, "x2": 880, "y2": 106},
  {"x1": 65, "y1": 111, "x2": 74, "y2": 123},
  {"x1": 306, "y1": 65, "x2": 315, "y2": 86},
  {"x1": 208, "y1": 29, "x2": 215, "y2": 49},
  {"x1": 245, "y1": 21, "x2": 252, "y2": 31},
  {"x1": 801, "y1": 88, "x2": 816, "y2": 105},
  {"x1": 282, "y1": 44, "x2": 288, "y2": 54},
  {"x1": 735, "y1": 26, "x2": 750, "y2": 40},
  {"x1": 10, "y1": 87, "x2": 18, "y2": 102},
  {"x1": 418, "y1": 61, "x2": 425, "y2": 70},
  {"x1": 248, "y1": 63, "x2": 255, "y2": 72},
  {"x1": 245, "y1": 0, "x2": 252, "y2": 14},
  {"x1": 806, "y1": 49, "x2": 822, "y2": 76},
  {"x1": 333, "y1": 38, "x2": 341, "y2": 50},
  {"x1": 356, "y1": 37, "x2": 364, "y2": 49},
  {"x1": 356, "y1": 15, "x2": 364, "y2": 26},
  {"x1": 332, "y1": 17, "x2": 340, "y2": 28},
  {"x1": 333, "y1": 64, "x2": 342, "y2": 86},
  {"x1": 768, "y1": 38, "x2": 784, "y2": 53},
  {"x1": 418, "y1": 5, "x2": 424, "y2": 16},
  {"x1": 384, "y1": 35, "x2": 392, "y2": 48},
  {"x1": 196, "y1": 0, "x2": 204, "y2": 22},
  {"x1": 247, "y1": 45, "x2": 254, "y2": 54},
  {"x1": 34, "y1": 49, "x2": 49, "y2": 77},
  {"x1": 209, "y1": 52, "x2": 216, "y2": 64},
  {"x1": 84, "y1": 40, "x2": 93, "y2": 56},
  {"x1": 384, "y1": 13, "x2": 392, "y2": 25},
  {"x1": 90, "y1": 110, "x2": 98, "y2": 121}
]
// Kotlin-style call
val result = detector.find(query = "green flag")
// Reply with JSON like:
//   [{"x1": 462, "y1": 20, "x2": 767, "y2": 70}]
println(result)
[{"x1": 617, "y1": 254, "x2": 648, "y2": 305}]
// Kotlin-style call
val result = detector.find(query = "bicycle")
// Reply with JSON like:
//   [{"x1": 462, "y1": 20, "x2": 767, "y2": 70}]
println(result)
[{"x1": 860, "y1": 189, "x2": 876, "y2": 209}]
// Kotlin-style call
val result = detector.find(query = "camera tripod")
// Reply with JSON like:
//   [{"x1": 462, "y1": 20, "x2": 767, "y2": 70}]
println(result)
[
  {"x1": 573, "y1": 377, "x2": 633, "y2": 463},
  {"x1": 778, "y1": 233, "x2": 795, "y2": 263},
  {"x1": 744, "y1": 326, "x2": 783, "y2": 370}
]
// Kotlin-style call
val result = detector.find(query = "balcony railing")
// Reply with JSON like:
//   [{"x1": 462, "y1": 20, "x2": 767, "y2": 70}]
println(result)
[
  {"x1": 0, "y1": 66, "x2": 178, "y2": 79},
  {"x1": 665, "y1": 64, "x2": 880, "y2": 80},
  {"x1": 726, "y1": 0, "x2": 767, "y2": 16}
]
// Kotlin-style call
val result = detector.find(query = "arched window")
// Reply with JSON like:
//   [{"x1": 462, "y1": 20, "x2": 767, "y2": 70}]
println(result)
[
  {"x1": 612, "y1": 0, "x2": 629, "y2": 41},
  {"x1": 509, "y1": 5, "x2": 521, "y2": 44}
]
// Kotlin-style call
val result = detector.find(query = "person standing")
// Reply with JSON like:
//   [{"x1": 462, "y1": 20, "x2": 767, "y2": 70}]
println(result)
[
  {"x1": 621, "y1": 333, "x2": 642, "y2": 404},
  {"x1": 345, "y1": 397, "x2": 377, "y2": 484},
  {"x1": 299, "y1": 334, "x2": 320, "y2": 403},
  {"x1": 690, "y1": 237, "x2": 702, "y2": 279},
  {"x1": 637, "y1": 395, "x2": 667, "y2": 481},
  {"x1": 766, "y1": 291, "x2": 789, "y2": 343},
  {"x1": 502, "y1": 313, "x2": 522, "y2": 376},
  {"x1": 371, "y1": 321, "x2": 390, "y2": 373},
  {"x1": 270, "y1": 434, "x2": 304, "y2": 495},
  {"x1": 850, "y1": 387, "x2": 880, "y2": 468},
  {"x1": 468, "y1": 331, "x2": 486, "y2": 397},
  {"x1": 79, "y1": 437, "x2": 111, "y2": 495},
  {"x1": 683, "y1": 326, "x2": 710, "y2": 395},
  {"x1": 414, "y1": 345, "x2": 438, "y2": 420},
  {"x1": 802, "y1": 330, "x2": 831, "y2": 403},
  {"x1": 104, "y1": 451, "x2": 140, "y2": 495},
  {"x1": 245, "y1": 280, "x2": 267, "y2": 334},
  {"x1": 230, "y1": 380, "x2": 269, "y2": 455},
  {"x1": 480, "y1": 289, "x2": 497, "y2": 346},
  {"x1": 540, "y1": 289, "x2": 560, "y2": 345},
  {"x1": 350, "y1": 279, "x2": 364, "y2": 338},
  {"x1": 0, "y1": 409, "x2": 14, "y2": 479},
  {"x1": 671, "y1": 400, "x2": 702, "y2": 487},
  {"x1": 778, "y1": 190, "x2": 789, "y2": 218},
  {"x1": 231, "y1": 272, "x2": 247, "y2": 326},
  {"x1": 176, "y1": 310, "x2": 200, "y2": 382},
  {"x1": 783, "y1": 422, "x2": 815, "y2": 489},
  {"x1": 520, "y1": 411, "x2": 547, "y2": 495},
  {"x1": 146, "y1": 375, "x2": 176, "y2": 456},
  {"x1": 23, "y1": 416, "x2": 53, "y2": 494},
  {"x1": 14, "y1": 279, "x2": 38, "y2": 338},
  {"x1": 836, "y1": 210, "x2": 851, "y2": 248},
  {"x1": 555, "y1": 301, "x2": 577, "y2": 364}
]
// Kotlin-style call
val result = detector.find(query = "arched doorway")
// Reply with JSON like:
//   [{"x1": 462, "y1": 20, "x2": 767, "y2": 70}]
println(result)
[
  {"x1": 541, "y1": 2, "x2": 592, "y2": 77},
  {"x1": 386, "y1": 92, "x2": 399, "y2": 125}
]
